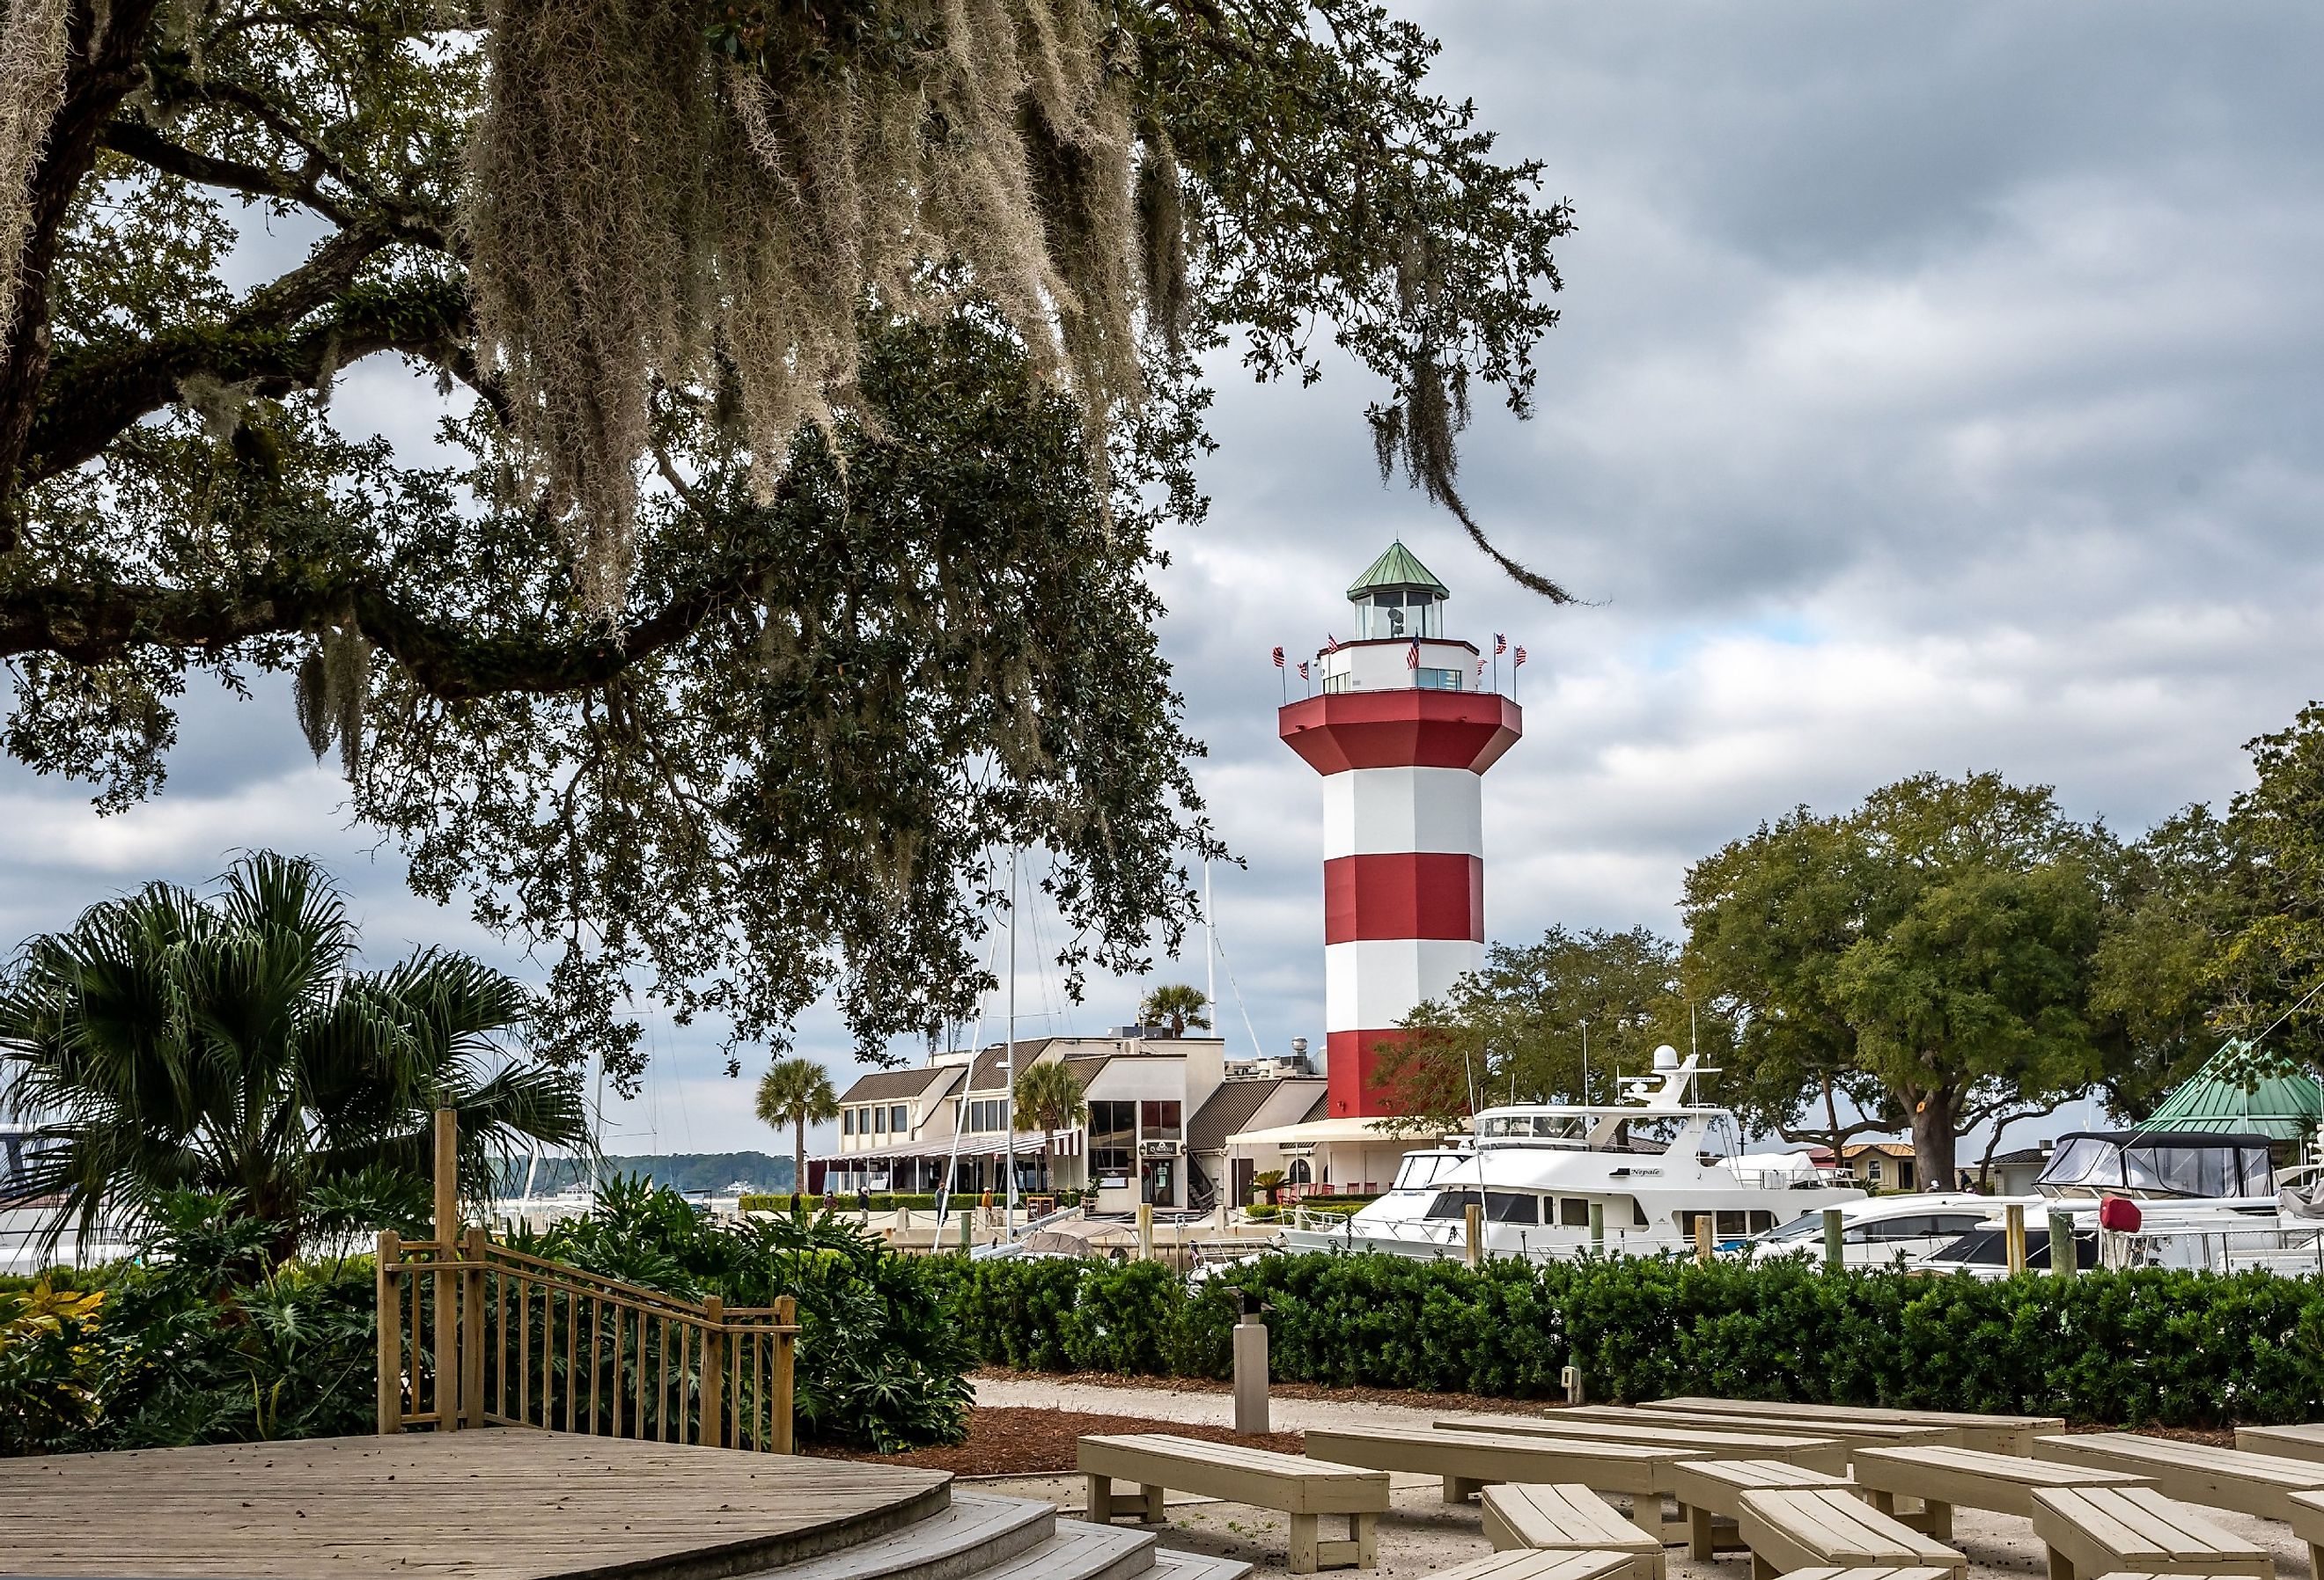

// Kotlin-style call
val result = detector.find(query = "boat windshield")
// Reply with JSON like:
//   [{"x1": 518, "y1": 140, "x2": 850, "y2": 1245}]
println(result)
[
  {"x1": 1391, "y1": 1152, "x2": 1467, "y2": 1190},
  {"x1": 1479, "y1": 1114, "x2": 1592, "y2": 1144},
  {"x1": 2035, "y1": 1131, "x2": 2274, "y2": 1199}
]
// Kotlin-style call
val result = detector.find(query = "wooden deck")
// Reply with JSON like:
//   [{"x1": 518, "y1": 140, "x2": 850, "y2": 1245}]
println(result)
[{"x1": 0, "y1": 1431, "x2": 952, "y2": 1579}]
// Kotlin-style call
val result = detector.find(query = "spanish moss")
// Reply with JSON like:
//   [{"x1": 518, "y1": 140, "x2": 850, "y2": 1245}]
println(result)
[{"x1": 0, "y1": 0, "x2": 71, "y2": 371}]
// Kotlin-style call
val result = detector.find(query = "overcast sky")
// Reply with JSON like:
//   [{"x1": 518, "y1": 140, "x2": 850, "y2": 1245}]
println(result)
[{"x1": 4, "y1": 3, "x2": 2320, "y2": 1158}]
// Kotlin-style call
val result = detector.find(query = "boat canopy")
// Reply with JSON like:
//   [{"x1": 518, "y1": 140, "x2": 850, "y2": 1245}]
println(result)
[{"x1": 2034, "y1": 1129, "x2": 2275, "y2": 1199}]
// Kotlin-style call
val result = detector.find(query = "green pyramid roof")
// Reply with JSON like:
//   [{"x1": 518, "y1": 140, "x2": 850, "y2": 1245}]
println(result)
[
  {"x1": 2144, "y1": 1039, "x2": 2322, "y2": 1143},
  {"x1": 1347, "y1": 540, "x2": 1450, "y2": 601}
]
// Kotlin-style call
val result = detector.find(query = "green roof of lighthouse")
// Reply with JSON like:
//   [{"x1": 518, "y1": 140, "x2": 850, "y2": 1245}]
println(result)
[{"x1": 1346, "y1": 540, "x2": 1449, "y2": 601}]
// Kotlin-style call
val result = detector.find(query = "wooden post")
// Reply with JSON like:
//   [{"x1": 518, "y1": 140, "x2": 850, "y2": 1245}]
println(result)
[
  {"x1": 1823, "y1": 1207, "x2": 1845, "y2": 1270},
  {"x1": 1137, "y1": 1202, "x2": 1154, "y2": 1260},
  {"x1": 772, "y1": 1296, "x2": 797, "y2": 1454},
  {"x1": 461, "y1": 1225, "x2": 488, "y2": 1427},
  {"x1": 701, "y1": 1297, "x2": 725, "y2": 1449},
  {"x1": 2048, "y1": 1210, "x2": 2078, "y2": 1278},
  {"x1": 2004, "y1": 1202, "x2": 2028, "y2": 1276},
  {"x1": 1462, "y1": 1201, "x2": 1482, "y2": 1268},
  {"x1": 1694, "y1": 1213, "x2": 1714, "y2": 1265},
  {"x1": 432, "y1": 1107, "x2": 460, "y2": 1429},
  {"x1": 376, "y1": 1231, "x2": 402, "y2": 1434}
]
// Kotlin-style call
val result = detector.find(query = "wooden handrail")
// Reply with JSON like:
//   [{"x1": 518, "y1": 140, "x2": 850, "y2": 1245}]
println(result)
[{"x1": 374, "y1": 1112, "x2": 798, "y2": 1451}]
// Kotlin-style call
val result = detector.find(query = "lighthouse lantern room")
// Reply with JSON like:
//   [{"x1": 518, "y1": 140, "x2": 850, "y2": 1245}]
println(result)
[{"x1": 1279, "y1": 542, "x2": 1522, "y2": 1119}]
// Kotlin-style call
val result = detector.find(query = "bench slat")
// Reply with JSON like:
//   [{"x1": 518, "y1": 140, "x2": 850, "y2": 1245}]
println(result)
[{"x1": 2030, "y1": 1486, "x2": 2274, "y2": 1580}]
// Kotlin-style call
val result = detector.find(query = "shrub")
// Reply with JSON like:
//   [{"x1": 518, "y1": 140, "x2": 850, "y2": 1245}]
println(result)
[
  {"x1": 1244, "y1": 1205, "x2": 1279, "y2": 1222},
  {"x1": 938, "y1": 1249, "x2": 2324, "y2": 1426},
  {"x1": 516, "y1": 1178, "x2": 972, "y2": 1450}
]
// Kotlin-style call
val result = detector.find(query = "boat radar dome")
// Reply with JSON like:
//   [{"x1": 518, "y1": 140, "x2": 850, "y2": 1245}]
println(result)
[{"x1": 1652, "y1": 1044, "x2": 1681, "y2": 1073}]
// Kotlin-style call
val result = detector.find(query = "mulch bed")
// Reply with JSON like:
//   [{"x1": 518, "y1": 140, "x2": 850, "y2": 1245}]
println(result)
[{"x1": 809, "y1": 1407, "x2": 1305, "y2": 1476}]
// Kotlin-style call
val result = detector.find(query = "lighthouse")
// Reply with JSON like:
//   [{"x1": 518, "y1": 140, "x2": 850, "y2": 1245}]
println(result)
[{"x1": 1278, "y1": 542, "x2": 1523, "y2": 1119}]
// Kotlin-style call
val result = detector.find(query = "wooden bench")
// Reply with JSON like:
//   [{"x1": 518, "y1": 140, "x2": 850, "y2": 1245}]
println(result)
[
  {"x1": 2236, "y1": 1425, "x2": 2324, "y2": 1466},
  {"x1": 1442, "y1": 1415, "x2": 1850, "y2": 1475},
  {"x1": 2279, "y1": 1488, "x2": 2324, "y2": 1580},
  {"x1": 1853, "y1": 1444, "x2": 2155, "y2": 1536},
  {"x1": 1077, "y1": 1433, "x2": 1388, "y2": 1575},
  {"x1": 1479, "y1": 1483, "x2": 1667, "y2": 1580},
  {"x1": 1304, "y1": 1426, "x2": 1696, "y2": 1540},
  {"x1": 2028, "y1": 1485, "x2": 2276, "y2": 1580},
  {"x1": 1559, "y1": 1407, "x2": 1957, "y2": 1457},
  {"x1": 2033, "y1": 1433, "x2": 2324, "y2": 1523},
  {"x1": 1644, "y1": 1397, "x2": 2063, "y2": 1457},
  {"x1": 1776, "y1": 1570, "x2": 1960, "y2": 1580},
  {"x1": 1734, "y1": 1488, "x2": 1967, "y2": 1580},
  {"x1": 1424, "y1": 1549, "x2": 1647, "y2": 1580},
  {"x1": 1668, "y1": 1458, "x2": 1855, "y2": 1561}
]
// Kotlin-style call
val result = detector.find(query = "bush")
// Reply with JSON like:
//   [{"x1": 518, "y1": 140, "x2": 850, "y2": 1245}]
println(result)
[
  {"x1": 936, "y1": 1249, "x2": 2324, "y2": 1426},
  {"x1": 1244, "y1": 1205, "x2": 1280, "y2": 1222},
  {"x1": 517, "y1": 1178, "x2": 972, "y2": 1451},
  {"x1": 1, "y1": 1194, "x2": 378, "y2": 1457}
]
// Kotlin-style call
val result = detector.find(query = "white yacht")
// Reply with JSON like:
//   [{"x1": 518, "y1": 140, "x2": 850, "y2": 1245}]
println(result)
[
  {"x1": 1, "y1": 1126, "x2": 136, "y2": 1275},
  {"x1": 1280, "y1": 1047, "x2": 1864, "y2": 1261}
]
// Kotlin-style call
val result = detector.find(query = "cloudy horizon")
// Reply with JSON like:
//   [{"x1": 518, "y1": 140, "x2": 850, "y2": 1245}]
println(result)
[{"x1": 5, "y1": 2, "x2": 2319, "y2": 1161}]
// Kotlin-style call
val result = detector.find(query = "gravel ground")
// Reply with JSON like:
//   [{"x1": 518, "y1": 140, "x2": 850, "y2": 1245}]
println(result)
[{"x1": 969, "y1": 1373, "x2": 2306, "y2": 1580}]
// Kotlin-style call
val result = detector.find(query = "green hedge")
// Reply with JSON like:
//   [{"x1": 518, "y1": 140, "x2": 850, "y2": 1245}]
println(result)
[
  {"x1": 739, "y1": 1190, "x2": 1086, "y2": 1214},
  {"x1": 930, "y1": 1250, "x2": 2324, "y2": 1426}
]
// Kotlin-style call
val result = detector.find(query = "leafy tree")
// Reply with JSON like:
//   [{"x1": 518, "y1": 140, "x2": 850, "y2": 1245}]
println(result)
[
  {"x1": 0, "y1": 851, "x2": 587, "y2": 1262},
  {"x1": 754, "y1": 1055, "x2": 840, "y2": 1205},
  {"x1": 1684, "y1": 772, "x2": 2111, "y2": 1186},
  {"x1": 2212, "y1": 703, "x2": 2324, "y2": 1068},
  {"x1": 0, "y1": 0, "x2": 1574, "y2": 1088},
  {"x1": 1372, "y1": 926, "x2": 1730, "y2": 1130},
  {"x1": 1137, "y1": 982, "x2": 1210, "y2": 1039},
  {"x1": 1011, "y1": 1059, "x2": 1088, "y2": 1191},
  {"x1": 2088, "y1": 805, "x2": 2255, "y2": 1120}
]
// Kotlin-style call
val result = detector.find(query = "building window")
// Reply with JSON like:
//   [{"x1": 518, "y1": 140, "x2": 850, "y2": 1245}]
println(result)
[
  {"x1": 1090, "y1": 1100, "x2": 1136, "y2": 1175},
  {"x1": 1322, "y1": 671, "x2": 1351, "y2": 694},
  {"x1": 891, "y1": 1104, "x2": 908, "y2": 1135},
  {"x1": 1140, "y1": 1099, "x2": 1182, "y2": 1141},
  {"x1": 1867, "y1": 1157, "x2": 1883, "y2": 1184},
  {"x1": 873, "y1": 1106, "x2": 886, "y2": 1133},
  {"x1": 842, "y1": 1110, "x2": 855, "y2": 1135},
  {"x1": 967, "y1": 1099, "x2": 1006, "y2": 1133},
  {"x1": 1414, "y1": 667, "x2": 1462, "y2": 691}
]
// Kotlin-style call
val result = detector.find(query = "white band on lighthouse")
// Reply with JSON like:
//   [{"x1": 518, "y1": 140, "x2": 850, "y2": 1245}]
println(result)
[
  {"x1": 1321, "y1": 767, "x2": 1484, "y2": 860},
  {"x1": 1325, "y1": 938, "x2": 1487, "y2": 1033}
]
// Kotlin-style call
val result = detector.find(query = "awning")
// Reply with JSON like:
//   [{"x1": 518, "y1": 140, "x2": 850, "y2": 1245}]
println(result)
[
  {"x1": 1225, "y1": 1116, "x2": 1431, "y2": 1149},
  {"x1": 812, "y1": 1131, "x2": 1081, "y2": 1165}
]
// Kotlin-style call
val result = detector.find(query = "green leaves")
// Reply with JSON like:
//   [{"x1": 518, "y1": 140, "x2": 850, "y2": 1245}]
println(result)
[
  {"x1": 0, "y1": 852, "x2": 585, "y2": 1264},
  {"x1": 940, "y1": 1249, "x2": 2324, "y2": 1426}
]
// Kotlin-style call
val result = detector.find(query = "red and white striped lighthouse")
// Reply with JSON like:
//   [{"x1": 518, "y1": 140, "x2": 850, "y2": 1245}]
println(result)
[{"x1": 1279, "y1": 543, "x2": 1522, "y2": 1119}]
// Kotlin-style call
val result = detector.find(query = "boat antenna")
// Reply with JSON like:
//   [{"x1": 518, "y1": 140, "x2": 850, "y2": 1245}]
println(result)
[{"x1": 1004, "y1": 844, "x2": 1019, "y2": 1240}]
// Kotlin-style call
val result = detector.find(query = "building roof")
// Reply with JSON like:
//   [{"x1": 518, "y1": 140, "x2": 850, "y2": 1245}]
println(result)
[
  {"x1": 838, "y1": 1065, "x2": 963, "y2": 1104},
  {"x1": 1986, "y1": 1146, "x2": 2053, "y2": 1168},
  {"x1": 1346, "y1": 540, "x2": 1450, "y2": 601},
  {"x1": 1301, "y1": 1091, "x2": 1328, "y2": 1123},
  {"x1": 964, "y1": 1038, "x2": 1062, "y2": 1093},
  {"x1": 2144, "y1": 1039, "x2": 2323, "y2": 1142},
  {"x1": 1841, "y1": 1142, "x2": 1915, "y2": 1158},
  {"x1": 1186, "y1": 1077, "x2": 1326, "y2": 1153}
]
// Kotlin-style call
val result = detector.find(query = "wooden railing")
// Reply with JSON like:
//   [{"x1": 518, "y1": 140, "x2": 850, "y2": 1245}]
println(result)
[{"x1": 375, "y1": 1112, "x2": 797, "y2": 1449}]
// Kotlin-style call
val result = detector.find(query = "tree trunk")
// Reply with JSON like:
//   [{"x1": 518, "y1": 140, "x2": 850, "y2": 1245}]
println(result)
[
  {"x1": 1821, "y1": 1071, "x2": 1842, "y2": 1156},
  {"x1": 1908, "y1": 1090, "x2": 1960, "y2": 1192},
  {"x1": 793, "y1": 1115, "x2": 806, "y2": 1209}
]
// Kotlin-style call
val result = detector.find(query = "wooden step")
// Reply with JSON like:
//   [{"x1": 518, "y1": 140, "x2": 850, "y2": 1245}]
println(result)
[
  {"x1": 976, "y1": 1520, "x2": 1165, "y2": 1580},
  {"x1": 1144, "y1": 1547, "x2": 1254, "y2": 1580},
  {"x1": 762, "y1": 1495, "x2": 1057, "y2": 1580}
]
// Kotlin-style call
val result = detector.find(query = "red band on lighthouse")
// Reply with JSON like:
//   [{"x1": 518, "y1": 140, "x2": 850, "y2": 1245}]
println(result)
[{"x1": 1323, "y1": 852, "x2": 1484, "y2": 944}]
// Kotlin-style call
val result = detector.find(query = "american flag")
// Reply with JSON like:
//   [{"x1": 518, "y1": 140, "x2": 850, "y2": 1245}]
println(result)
[
  {"x1": 1513, "y1": 646, "x2": 1528, "y2": 668},
  {"x1": 1271, "y1": 646, "x2": 1283, "y2": 668},
  {"x1": 1494, "y1": 633, "x2": 1507, "y2": 656},
  {"x1": 1298, "y1": 661, "x2": 1311, "y2": 681},
  {"x1": 1405, "y1": 639, "x2": 1420, "y2": 671},
  {"x1": 1475, "y1": 658, "x2": 1486, "y2": 677},
  {"x1": 1324, "y1": 633, "x2": 1342, "y2": 653}
]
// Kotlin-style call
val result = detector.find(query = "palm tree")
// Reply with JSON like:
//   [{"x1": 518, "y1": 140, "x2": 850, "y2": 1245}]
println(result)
[
  {"x1": 754, "y1": 1056, "x2": 840, "y2": 1206},
  {"x1": 0, "y1": 852, "x2": 588, "y2": 1265},
  {"x1": 1011, "y1": 1060, "x2": 1087, "y2": 1193},
  {"x1": 1138, "y1": 983, "x2": 1210, "y2": 1039}
]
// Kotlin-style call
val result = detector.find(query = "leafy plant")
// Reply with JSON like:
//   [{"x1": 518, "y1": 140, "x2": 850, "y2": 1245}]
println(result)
[
  {"x1": 935, "y1": 1248, "x2": 2324, "y2": 1427},
  {"x1": 513, "y1": 1177, "x2": 971, "y2": 1450}
]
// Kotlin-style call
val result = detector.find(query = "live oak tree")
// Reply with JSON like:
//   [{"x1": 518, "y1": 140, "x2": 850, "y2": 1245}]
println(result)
[
  {"x1": 0, "y1": 0, "x2": 1573, "y2": 1087},
  {"x1": 1682, "y1": 772, "x2": 2110, "y2": 1187},
  {"x1": 2204, "y1": 702, "x2": 2324, "y2": 1069}
]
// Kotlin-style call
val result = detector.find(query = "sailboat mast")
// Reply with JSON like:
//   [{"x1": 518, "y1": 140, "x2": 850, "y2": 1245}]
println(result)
[{"x1": 1004, "y1": 845, "x2": 1019, "y2": 1236}]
